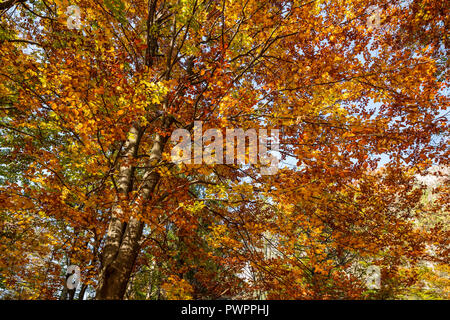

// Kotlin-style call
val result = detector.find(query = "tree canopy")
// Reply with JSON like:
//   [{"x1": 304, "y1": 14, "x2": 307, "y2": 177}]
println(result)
[{"x1": 0, "y1": 0, "x2": 448, "y2": 299}]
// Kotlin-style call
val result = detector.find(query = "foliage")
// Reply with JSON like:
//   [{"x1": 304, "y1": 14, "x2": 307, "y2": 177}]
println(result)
[{"x1": 0, "y1": 0, "x2": 448, "y2": 299}]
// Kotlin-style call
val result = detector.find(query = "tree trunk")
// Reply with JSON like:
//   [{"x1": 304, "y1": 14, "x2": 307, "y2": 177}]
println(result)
[
  {"x1": 96, "y1": 0, "x2": 168, "y2": 298},
  {"x1": 96, "y1": 122, "x2": 169, "y2": 299}
]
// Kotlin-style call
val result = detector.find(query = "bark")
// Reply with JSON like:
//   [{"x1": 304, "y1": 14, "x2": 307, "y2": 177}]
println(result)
[
  {"x1": 68, "y1": 286, "x2": 76, "y2": 300},
  {"x1": 78, "y1": 283, "x2": 87, "y2": 300},
  {"x1": 60, "y1": 282, "x2": 68, "y2": 300},
  {"x1": 59, "y1": 255, "x2": 70, "y2": 300},
  {"x1": 96, "y1": 121, "x2": 170, "y2": 299},
  {"x1": 96, "y1": 0, "x2": 167, "y2": 299}
]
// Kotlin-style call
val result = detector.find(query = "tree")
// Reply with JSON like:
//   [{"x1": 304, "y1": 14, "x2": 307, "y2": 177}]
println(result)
[{"x1": 0, "y1": 0, "x2": 448, "y2": 299}]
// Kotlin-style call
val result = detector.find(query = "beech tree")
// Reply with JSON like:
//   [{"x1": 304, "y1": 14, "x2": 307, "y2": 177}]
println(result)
[{"x1": 0, "y1": 0, "x2": 448, "y2": 299}]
